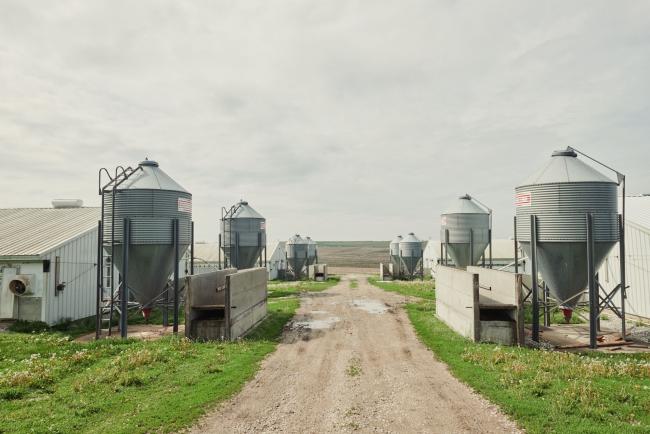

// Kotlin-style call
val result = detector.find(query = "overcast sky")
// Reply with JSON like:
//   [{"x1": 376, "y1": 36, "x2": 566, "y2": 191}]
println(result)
[{"x1": 1, "y1": 1, "x2": 648, "y2": 242}]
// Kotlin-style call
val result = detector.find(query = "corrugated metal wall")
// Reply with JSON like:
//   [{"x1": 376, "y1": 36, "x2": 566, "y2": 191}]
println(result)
[
  {"x1": 598, "y1": 221, "x2": 650, "y2": 320},
  {"x1": 42, "y1": 228, "x2": 98, "y2": 325}
]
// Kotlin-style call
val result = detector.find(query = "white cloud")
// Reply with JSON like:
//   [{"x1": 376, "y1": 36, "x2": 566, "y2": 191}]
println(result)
[{"x1": 0, "y1": 0, "x2": 648, "y2": 241}]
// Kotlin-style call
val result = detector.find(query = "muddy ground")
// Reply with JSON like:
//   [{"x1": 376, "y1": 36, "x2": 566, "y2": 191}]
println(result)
[{"x1": 188, "y1": 274, "x2": 519, "y2": 433}]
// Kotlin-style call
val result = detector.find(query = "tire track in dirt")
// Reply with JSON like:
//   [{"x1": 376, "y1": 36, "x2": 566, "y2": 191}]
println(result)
[{"x1": 187, "y1": 274, "x2": 520, "y2": 433}]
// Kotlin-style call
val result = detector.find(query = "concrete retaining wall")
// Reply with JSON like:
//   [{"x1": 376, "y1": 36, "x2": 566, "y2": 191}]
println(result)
[
  {"x1": 227, "y1": 268, "x2": 268, "y2": 340},
  {"x1": 437, "y1": 265, "x2": 525, "y2": 345},
  {"x1": 184, "y1": 267, "x2": 267, "y2": 341},
  {"x1": 468, "y1": 266, "x2": 525, "y2": 346},
  {"x1": 435, "y1": 265, "x2": 480, "y2": 341},
  {"x1": 308, "y1": 264, "x2": 328, "y2": 281}
]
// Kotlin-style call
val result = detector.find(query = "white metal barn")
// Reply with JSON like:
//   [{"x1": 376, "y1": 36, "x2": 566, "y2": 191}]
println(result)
[
  {"x1": 598, "y1": 195, "x2": 650, "y2": 320},
  {"x1": 266, "y1": 241, "x2": 287, "y2": 280},
  {"x1": 0, "y1": 206, "x2": 100, "y2": 325}
]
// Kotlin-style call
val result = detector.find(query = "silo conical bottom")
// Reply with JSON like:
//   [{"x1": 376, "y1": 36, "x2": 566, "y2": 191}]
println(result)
[
  {"x1": 401, "y1": 257, "x2": 421, "y2": 277},
  {"x1": 447, "y1": 242, "x2": 489, "y2": 268},
  {"x1": 520, "y1": 241, "x2": 615, "y2": 309},
  {"x1": 224, "y1": 246, "x2": 263, "y2": 269},
  {"x1": 111, "y1": 243, "x2": 189, "y2": 308}
]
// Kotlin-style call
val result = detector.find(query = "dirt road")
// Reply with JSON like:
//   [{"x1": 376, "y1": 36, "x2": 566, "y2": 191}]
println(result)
[{"x1": 189, "y1": 275, "x2": 520, "y2": 433}]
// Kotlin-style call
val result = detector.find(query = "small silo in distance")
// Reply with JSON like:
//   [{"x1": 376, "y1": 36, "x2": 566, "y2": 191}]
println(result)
[
  {"x1": 515, "y1": 148, "x2": 619, "y2": 315},
  {"x1": 305, "y1": 236, "x2": 317, "y2": 265},
  {"x1": 221, "y1": 200, "x2": 266, "y2": 269},
  {"x1": 440, "y1": 194, "x2": 490, "y2": 268},
  {"x1": 399, "y1": 233, "x2": 423, "y2": 278},
  {"x1": 286, "y1": 234, "x2": 308, "y2": 276},
  {"x1": 103, "y1": 159, "x2": 192, "y2": 314},
  {"x1": 389, "y1": 235, "x2": 403, "y2": 273}
]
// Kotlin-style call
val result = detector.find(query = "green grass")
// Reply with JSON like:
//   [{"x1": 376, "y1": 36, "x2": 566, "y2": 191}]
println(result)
[
  {"x1": 523, "y1": 303, "x2": 586, "y2": 325},
  {"x1": 349, "y1": 279, "x2": 358, "y2": 289},
  {"x1": 8, "y1": 307, "x2": 189, "y2": 339},
  {"x1": 406, "y1": 302, "x2": 650, "y2": 433},
  {"x1": 267, "y1": 276, "x2": 340, "y2": 298},
  {"x1": 367, "y1": 276, "x2": 436, "y2": 300},
  {"x1": 0, "y1": 298, "x2": 299, "y2": 434},
  {"x1": 367, "y1": 277, "x2": 650, "y2": 433}
]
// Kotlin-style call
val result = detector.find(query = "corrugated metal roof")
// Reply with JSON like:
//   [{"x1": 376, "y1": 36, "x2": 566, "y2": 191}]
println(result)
[{"x1": 0, "y1": 207, "x2": 100, "y2": 257}]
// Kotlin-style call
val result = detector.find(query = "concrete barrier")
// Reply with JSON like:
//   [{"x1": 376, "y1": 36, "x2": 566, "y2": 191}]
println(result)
[
  {"x1": 468, "y1": 266, "x2": 525, "y2": 345},
  {"x1": 435, "y1": 265, "x2": 480, "y2": 341},
  {"x1": 227, "y1": 268, "x2": 268, "y2": 340},
  {"x1": 308, "y1": 264, "x2": 328, "y2": 281},
  {"x1": 436, "y1": 265, "x2": 525, "y2": 345},
  {"x1": 184, "y1": 267, "x2": 267, "y2": 341}
]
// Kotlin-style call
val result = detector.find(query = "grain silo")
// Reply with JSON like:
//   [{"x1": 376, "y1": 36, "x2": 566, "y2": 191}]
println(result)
[
  {"x1": 399, "y1": 233, "x2": 423, "y2": 279},
  {"x1": 99, "y1": 159, "x2": 192, "y2": 337},
  {"x1": 220, "y1": 200, "x2": 266, "y2": 270},
  {"x1": 515, "y1": 148, "x2": 619, "y2": 320},
  {"x1": 440, "y1": 195, "x2": 491, "y2": 268},
  {"x1": 389, "y1": 235, "x2": 403, "y2": 275},
  {"x1": 305, "y1": 237, "x2": 318, "y2": 266},
  {"x1": 286, "y1": 234, "x2": 308, "y2": 278}
]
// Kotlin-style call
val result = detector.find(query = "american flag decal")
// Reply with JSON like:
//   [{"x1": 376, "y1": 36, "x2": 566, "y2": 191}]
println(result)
[{"x1": 260, "y1": 221, "x2": 266, "y2": 230}]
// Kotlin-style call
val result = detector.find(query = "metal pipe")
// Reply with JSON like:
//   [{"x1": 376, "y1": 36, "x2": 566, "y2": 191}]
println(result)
[
  {"x1": 444, "y1": 229, "x2": 449, "y2": 266},
  {"x1": 544, "y1": 282, "x2": 551, "y2": 327},
  {"x1": 95, "y1": 220, "x2": 102, "y2": 340},
  {"x1": 514, "y1": 216, "x2": 518, "y2": 274},
  {"x1": 190, "y1": 221, "x2": 195, "y2": 275},
  {"x1": 587, "y1": 213, "x2": 598, "y2": 349},
  {"x1": 469, "y1": 229, "x2": 474, "y2": 270},
  {"x1": 120, "y1": 218, "x2": 130, "y2": 339},
  {"x1": 488, "y1": 228, "x2": 493, "y2": 269},
  {"x1": 530, "y1": 215, "x2": 539, "y2": 342},
  {"x1": 619, "y1": 214, "x2": 626, "y2": 338},
  {"x1": 218, "y1": 233, "x2": 222, "y2": 270},
  {"x1": 173, "y1": 219, "x2": 180, "y2": 334}
]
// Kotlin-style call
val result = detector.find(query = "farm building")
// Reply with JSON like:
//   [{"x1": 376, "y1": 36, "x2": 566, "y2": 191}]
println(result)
[
  {"x1": 598, "y1": 195, "x2": 650, "y2": 320},
  {"x1": 0, "y1": 204, "x2": 100, "y2": 325}
]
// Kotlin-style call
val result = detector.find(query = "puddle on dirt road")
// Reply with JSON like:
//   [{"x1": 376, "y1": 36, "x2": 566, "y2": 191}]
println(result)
[
  {"x1": 292, "y1": 316, "x2": 340, "y2": 330},
  {"x1": 350, "y1": 299, "x2": 388, "y2": 314}
]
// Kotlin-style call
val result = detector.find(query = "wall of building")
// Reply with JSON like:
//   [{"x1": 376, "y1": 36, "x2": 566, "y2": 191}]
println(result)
[
  {"x1": 267, "y1": 241, "x2": 286, "y2": 280},
  {"x1": 598, "y1": 220, "x2": 650, "y2": 320},
  {"x1": 42, "y1": 228, "x2": 98, "y2": 325}
]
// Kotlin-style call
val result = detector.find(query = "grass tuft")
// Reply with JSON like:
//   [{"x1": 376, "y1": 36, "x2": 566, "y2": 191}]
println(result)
[{"x1": 367, "y1": 276, "x2": 435, "y2": 300}]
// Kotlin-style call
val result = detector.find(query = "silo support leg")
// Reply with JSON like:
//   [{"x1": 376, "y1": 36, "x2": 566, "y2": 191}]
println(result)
[
  {"x1": 586, "y1": 213, "x2": 598, "y2": 349},
  {"x1": 173, "y1": 219, "x2": 180, "y2": 334},
  {"x1": 120, "y1": 218, "x2": 130, "y2": 339},
  {"x1": 530, "y1": 215, "x2": 540, "y2": 343}
]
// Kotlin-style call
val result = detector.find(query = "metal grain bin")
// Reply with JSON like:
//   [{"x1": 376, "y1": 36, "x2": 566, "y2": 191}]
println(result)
[
  {"x1": 440, "y1": 195, "x2": 490, "y2": 268},
  {"x1": 103, "y1": 160, "x2": 191, "y2": 308},
  {"x1": 399, "y1": 233, "x2": 423, "y2": 276},
  {"x1": 221, "y1": 200, "x2": 266, "y2": 269},
  {"x1": 286, "y1": 234, "x2": 308, "y2": 274},
  {"x1": 389, "y1": 235, "x2": 403, "y2": 272},
  {"x1": 305, "y1": 237, "x2": 317, "y2": 265},
  {"x1": 515, "y1": 149, "x2": 619, "y2": 309}
]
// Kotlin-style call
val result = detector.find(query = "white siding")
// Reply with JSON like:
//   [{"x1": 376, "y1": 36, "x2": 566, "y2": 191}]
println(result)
[
  {"x1": 267, "y1": 241, "x2": 286, "y2": 280},
  {"x1": 598, "y1": 221, "x2": 650, "y2": 320},
  {"x1": 42, "y1": 228, "x2": 98, "y2": 325}
]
